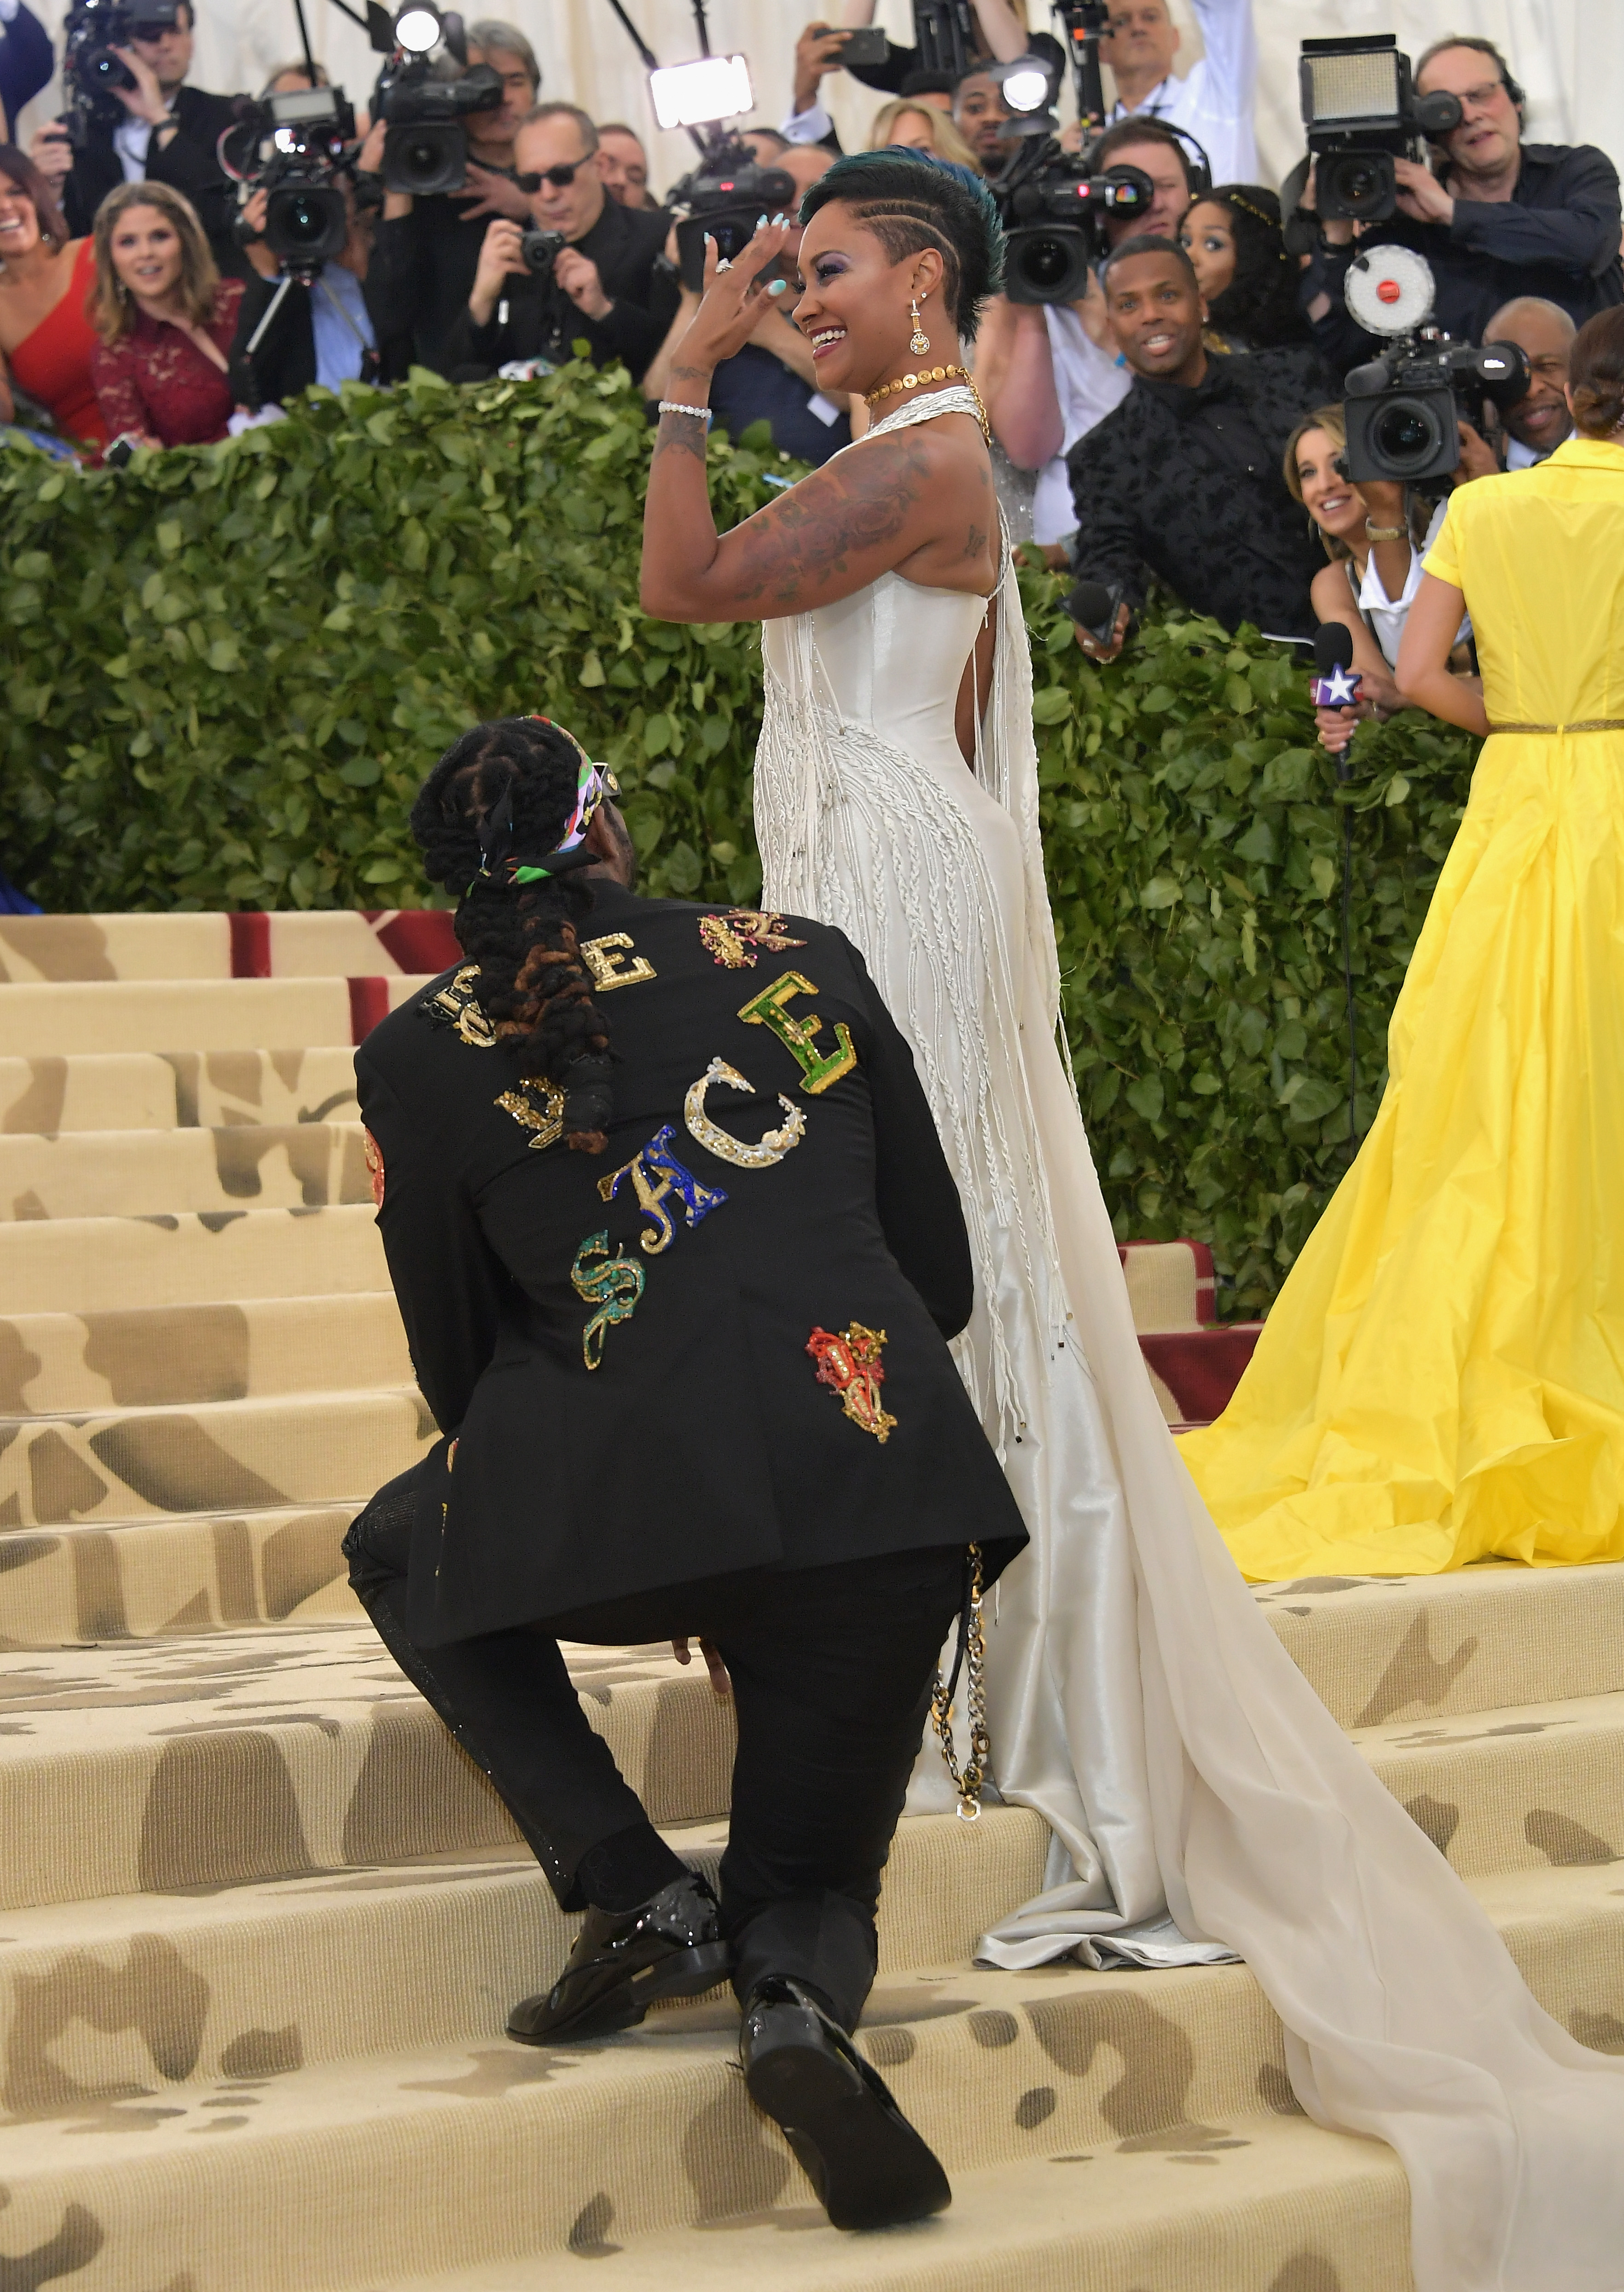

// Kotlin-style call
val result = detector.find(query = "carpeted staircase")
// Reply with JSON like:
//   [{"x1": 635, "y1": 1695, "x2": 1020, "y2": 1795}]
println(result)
[{"x1": 3, "y1": 914, "x2": 1622, "y2": 2292}]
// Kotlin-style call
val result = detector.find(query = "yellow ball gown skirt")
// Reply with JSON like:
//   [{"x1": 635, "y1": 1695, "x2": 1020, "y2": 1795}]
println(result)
[{"x1": 1180, "y1": 435, "x2": 1624, "y2": 1580}]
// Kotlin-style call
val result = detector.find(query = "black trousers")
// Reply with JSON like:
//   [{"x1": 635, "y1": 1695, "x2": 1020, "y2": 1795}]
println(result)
[{"x1": 343, "y1": 1472, "x2": 965, "y2": 2032}]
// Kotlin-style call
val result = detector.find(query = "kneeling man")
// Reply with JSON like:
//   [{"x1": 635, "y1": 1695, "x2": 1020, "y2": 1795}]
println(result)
[{"x1": 345, "y1": 711, "x2": 1027, "y2": 2230}]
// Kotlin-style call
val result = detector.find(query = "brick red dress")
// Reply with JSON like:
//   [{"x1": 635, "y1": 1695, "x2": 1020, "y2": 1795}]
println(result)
[
  {"x1": 6, "y1": 238, "x2": 107, "y2": 448},
  {"x1": 89, "y1": 277, "x2": 244, "y2": 447}
]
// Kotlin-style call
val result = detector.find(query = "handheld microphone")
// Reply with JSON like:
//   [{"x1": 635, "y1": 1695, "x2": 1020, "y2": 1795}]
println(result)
[
  {"x1": 1310, "y1": 622, "x2": 1362, "y2": 711},
  {"x1": 1064, "y1": 578, "x2": 1127, "y2": 648}
]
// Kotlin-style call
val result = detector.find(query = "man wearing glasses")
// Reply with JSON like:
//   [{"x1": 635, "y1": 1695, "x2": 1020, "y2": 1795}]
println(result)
[
  {"x1": 444, "y1": 101, "x2": 678, "y2": 384},
  {"x1": 1305, "y1": 35, "x2": 1623, "y2": 377},
  {"x1": 55, "y1": 0, "x2": 247, "y2": 278}
]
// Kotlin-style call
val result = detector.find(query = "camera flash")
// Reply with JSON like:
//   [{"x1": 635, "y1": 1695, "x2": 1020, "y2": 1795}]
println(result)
[
  {"x1": 1000, "y1": 62, "x2": 1052, "y2": 114},
  {"x1": 649, "y1": 54, "x2": 754, "y2": 132},
  {"x1": 394, "y1": 5, "x2": 442, "y2": 56}
]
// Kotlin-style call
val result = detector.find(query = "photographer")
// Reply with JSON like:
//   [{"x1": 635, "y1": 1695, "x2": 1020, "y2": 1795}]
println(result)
[
  {"x1": 1304, "y1": 37, "x2": 1623, "y2": 378},
  {"x1": 982, "y1": 119, "x2": 1196, "y2": 549},
  {"x1": 783, "y1": 4, "x2": 1059, "y2": 150},
  {"x1": 1480, "y1": 295, "x2": 1575, "y2": 467},
  {"x1": 442, "y1": 104, "x2": 678, "y2": 385},
  {"x1": 1067, "y1": 236, "x2": 1329, "y2": 654},
  {"x1": 362, "y1": 25, "x2": 539, "y2": 376},
  {"x1": 232, "y1": 174, "x2": 410, "y2": 408},
  {"x1": 58, "y1": 2, "x2": 248, "y2": 281},
  {"x1": 597, "y1": 122, "x2": 655, "y2": 211},
  {"x1": 1096, "y1": 0, "x2": 1259, "y2": 188}
]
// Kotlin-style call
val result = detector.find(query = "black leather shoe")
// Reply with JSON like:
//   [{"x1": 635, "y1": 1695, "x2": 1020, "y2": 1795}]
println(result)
[
  {"x1": 741, "y1": 1977, "x2": 951, "y2": 2231},
  {"x1": 508, "y1": 1872, "x2": 732, "y2": 2044}
]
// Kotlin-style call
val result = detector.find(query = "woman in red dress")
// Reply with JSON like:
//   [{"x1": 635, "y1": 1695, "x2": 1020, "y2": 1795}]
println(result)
[
  {"x1": 88, "y1": 180, "x2": 244, "y2": 449},
  {"x1": 0, "y1": 143, "x2": 107, "y2": 449}
]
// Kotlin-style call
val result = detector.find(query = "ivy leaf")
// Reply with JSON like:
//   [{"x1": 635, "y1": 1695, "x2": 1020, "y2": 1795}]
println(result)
[
  {"x1": 1140, "y1": 876, "x2": 1182, "y2": 911},
  {"x1": 1310, "y1": 853, "x2": 1336, "y2": 900},
  {"x1": 1031, "y1": 686, "x2": 1073, "y2": 725},
  {"x1": 1124, "y1": 1074, "x2": 1165, "y2": 1122}
]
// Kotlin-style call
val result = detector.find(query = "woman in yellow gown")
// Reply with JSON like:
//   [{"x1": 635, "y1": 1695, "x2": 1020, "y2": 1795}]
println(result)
[{"x1": 1181, "y1": 309, "x2": 1624, "y2": 1581}]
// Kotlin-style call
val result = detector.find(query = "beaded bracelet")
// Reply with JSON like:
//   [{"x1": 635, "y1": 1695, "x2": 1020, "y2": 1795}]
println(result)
[{"x1": 659, "y1": 402, "x2": 711, "y2": 421}]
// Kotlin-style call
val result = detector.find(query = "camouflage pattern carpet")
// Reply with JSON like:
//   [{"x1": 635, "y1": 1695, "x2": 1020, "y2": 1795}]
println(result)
[{"x1": 2, "y1": 913, "x2": 1622, "y2": 2292}]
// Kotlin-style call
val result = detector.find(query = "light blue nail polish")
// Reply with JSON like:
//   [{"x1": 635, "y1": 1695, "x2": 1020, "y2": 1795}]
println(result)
[
  {"x1": 757, "y1": 212, "x2": 767, "y2": 227},
  {"x1": 767, "y1": 278, "x2": 789, "y2": 296}
]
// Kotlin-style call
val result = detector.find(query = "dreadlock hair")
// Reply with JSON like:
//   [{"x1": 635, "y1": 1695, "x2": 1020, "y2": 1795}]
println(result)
[
  {"x1": 1197, "y1": 186, "x2": 1311, "y2": 353},
  {"x1": 799, "y1": 148, "x2": 1004, "y2": 342},
  {"x1": 410, "y1": 716, "x2": 616, "y2": 1153}
]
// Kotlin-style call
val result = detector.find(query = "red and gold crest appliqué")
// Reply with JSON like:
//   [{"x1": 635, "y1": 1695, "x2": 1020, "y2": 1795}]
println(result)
[
  {"x1": 806, "y1": 1322, "x2": 897, "y2": 1443},
  {"x1": 363, "y1": 1127, "x2": 386, "y2": 1209}
]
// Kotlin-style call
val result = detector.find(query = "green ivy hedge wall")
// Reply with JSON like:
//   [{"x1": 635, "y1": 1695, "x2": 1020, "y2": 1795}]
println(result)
[{"x1": 0, "y1": 362, "x2": 1479, "y2": 1313}]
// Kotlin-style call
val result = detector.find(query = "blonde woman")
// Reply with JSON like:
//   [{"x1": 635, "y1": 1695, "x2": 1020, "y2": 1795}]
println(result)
[
  {"x1": 88, "y1": 180, "x2": 243, "y2": 449},
  {"x1": 865, "y1": 97, "x2": 981, "y2": 174}
]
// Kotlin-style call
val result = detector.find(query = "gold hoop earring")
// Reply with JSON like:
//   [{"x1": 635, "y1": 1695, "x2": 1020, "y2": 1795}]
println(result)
[{"x1": 909, "y1": 294, "x2": 930, "y2": 358}]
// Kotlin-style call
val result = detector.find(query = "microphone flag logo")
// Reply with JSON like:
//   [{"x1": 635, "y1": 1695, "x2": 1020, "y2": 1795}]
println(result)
[{"x1": 1311, "y1": 664, "x2": 1362, "y2": 708}]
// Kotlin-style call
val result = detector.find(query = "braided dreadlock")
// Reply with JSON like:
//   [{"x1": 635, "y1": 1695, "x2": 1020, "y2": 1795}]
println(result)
[{"x1": 410, "y1": 716, "x2": 617, "y2": 1153}]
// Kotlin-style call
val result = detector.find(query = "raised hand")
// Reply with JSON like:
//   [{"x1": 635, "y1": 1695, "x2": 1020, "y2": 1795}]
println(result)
[{"x1": 667, "y1": 216, "x2": 795, "y2": 384}]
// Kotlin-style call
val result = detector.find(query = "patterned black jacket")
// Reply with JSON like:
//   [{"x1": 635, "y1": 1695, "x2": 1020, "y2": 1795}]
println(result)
[
  {"x1": 355, "y1": 880, "x2": 1027, "y2": 1644},
  {"x1": 1067, "y1": 344, "x2": 1332, "y2": 640}
]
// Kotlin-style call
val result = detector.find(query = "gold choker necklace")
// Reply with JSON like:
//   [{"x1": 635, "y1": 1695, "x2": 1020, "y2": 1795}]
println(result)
[{"x1": 863, "y1": 364, "x2": 990, "y2": 442}]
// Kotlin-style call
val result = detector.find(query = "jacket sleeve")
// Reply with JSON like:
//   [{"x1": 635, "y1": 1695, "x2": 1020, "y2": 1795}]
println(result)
[
  {"x1": 356, "y1": 1049, "x2": 512, "y2": 1435},
  {"x1": 1451, "y1": 146, "x2": 1623, "y2": 280},
  {"x1": 1067, "y1": 429, "x2": 1150, "y2": 607},
  {"x1": 835, "y1": 934, "x2": 975, "y2": 1341},
  {"x1": 147, "y1": 94, "x2": 240, "y2": 261},
  {"x1": 0, "y1": 3, "x2": 54, "y2": 122},
  {"x1": 593, "y1": 261, "x2": 681, "y2": 384}
]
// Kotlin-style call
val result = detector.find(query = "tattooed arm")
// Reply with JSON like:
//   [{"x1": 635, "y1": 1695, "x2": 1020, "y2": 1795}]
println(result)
[{"x1": 640, "y1": 220, "x2": 993, "y2": 624}]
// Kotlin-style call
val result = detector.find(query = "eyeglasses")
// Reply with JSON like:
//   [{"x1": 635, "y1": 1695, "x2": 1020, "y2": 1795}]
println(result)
[
  {"x1": 514, "y1": 158, "x2": 591, "y2": 191},
  {"x1": 1456, "y1": 79, "x2": 1511, "y2": 111}
]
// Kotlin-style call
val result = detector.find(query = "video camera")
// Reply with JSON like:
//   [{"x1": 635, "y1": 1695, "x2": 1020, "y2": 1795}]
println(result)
[
  {"x1": 61, "y1": 0, "x2": 180, "y2": 141},
  {"x1": 376, "y1": 53, "x2": 504, "y2": 196},
  {"x1": 222, "y1": 83, "x2": 358, "y2": 277},
  {"x1": 1299, "y1": 34, "x2": 1462, "y2": 224},
  {"x1": 667, "y1": 135, "x2": 797, "y2": 295},
  {"x1": 994, "y1": 135, "x2": 1152, "y2": 305},
  {"x1": 1340, "y1": 246, "x2": 1529, "y2": 483}
]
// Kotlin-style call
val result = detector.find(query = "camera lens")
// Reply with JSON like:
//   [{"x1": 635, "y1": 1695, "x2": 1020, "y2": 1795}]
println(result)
[
  {"x1": 1373, "y1": 397, "x2": 1443, "y2": 472},
  {"x1": 1324, "y1": 151, "x2": 1395, "y2": 220},
  {"x1": 279, "y1": 196, "x2": 327, "y2": 249}
]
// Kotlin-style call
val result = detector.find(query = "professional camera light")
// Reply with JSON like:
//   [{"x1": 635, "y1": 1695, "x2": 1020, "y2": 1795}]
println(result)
[
  {"x1": 996, "y1": 57, "x2": 1055, "y2": 115},
  {"x1": 393, "y1": 4, "x2": 442, "y2": 55},
  {"x1": 649, "y1": 53, "x2": 753, "y2": 133}
]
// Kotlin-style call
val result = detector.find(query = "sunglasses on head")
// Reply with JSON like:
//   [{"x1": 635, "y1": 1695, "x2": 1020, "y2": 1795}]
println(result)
[{"x1": 514, "y1": 158, "x2": 592, "y2": 192}]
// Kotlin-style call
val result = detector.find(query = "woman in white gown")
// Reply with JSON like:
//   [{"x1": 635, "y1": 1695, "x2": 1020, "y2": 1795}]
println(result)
[{"x1": 638, "y1": 151, "x2": 1624, "y2": 2292}]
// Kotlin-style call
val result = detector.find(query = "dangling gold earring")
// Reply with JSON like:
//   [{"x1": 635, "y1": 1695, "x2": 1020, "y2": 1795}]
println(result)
[{"x1": 909, "y1": 294, "x2": 930, "y2": 359}]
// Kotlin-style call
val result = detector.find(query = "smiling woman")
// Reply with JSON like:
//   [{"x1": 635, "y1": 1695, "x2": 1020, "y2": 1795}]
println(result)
[
  {"x1": 0, "y1": 143, "x2": 105, "y2": 447},
  {"x1": 87, "y1": 180, "x2": 243, "y2": 450}
]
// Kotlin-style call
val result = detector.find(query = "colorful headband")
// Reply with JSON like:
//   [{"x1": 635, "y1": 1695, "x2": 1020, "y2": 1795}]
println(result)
[{"x1": 470, "y1": 718, "x2": 620, "y2": 893}]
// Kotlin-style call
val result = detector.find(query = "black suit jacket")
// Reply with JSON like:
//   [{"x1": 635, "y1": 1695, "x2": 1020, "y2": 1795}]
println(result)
[
  {"x1": 1067, "y1": 344, "x2": 1331, "y2": 639},
  {"x1": 63, "y1": 84, "x2": 248, "y2": 279},
  {"x1": 1305, "y1": 143, "x2": 1624, "y2": 378},
  {"x1": 440, "y1": 193, "x2": 679, "y2": 383},
  {"x1": 362, "y1": 193, "x2": 489, "y2": 377},
  {"x1": 355, "y1": 882, "x2": 1027, "y2": 1644}
]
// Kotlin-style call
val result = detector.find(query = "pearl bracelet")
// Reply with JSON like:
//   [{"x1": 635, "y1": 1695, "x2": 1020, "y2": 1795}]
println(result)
[{"x1": 659, "y1": 401, "x2": 711, "y2": 422}]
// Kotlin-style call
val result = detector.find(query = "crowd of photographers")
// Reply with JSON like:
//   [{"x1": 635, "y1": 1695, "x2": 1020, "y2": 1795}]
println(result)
[{"x1": 0, "y1": 0, "x2": 1620, "y2": 718}]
